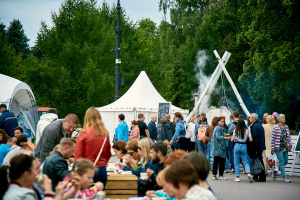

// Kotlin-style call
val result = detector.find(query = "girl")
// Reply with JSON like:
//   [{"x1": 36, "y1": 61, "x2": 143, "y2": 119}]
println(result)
[{"x1": 63, "y1": 159, "x2": 103, "y2": 199}]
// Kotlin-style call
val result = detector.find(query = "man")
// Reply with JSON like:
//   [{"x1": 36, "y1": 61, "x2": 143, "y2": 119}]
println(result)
[
  {"x1": 35, "y1": 108, "x2": 58, "y2": 145},
  {"x1": 35, "y1": 113, "x2": 78, "y2": 162},
  {"x1": 43, "y1": 138, "x2": 76, "y2": 191},
  {"x1": 146, "y1": 141, "x2": 167, "y2": 190},
  {"x1": 165, "y1": 114, "x2": 175, "y2": 135},
  {"x1": 2, "y1": 135, "x2": 27, "y2": 166},
  {"x1": 227, "y1": 111, "x2": 240, "y2": 172},
  {"x1": 249, "y1": 113, "x2": 266, "y2": 182},
  {"x1": 0, "y1": 136, "x2": 16, "y2": 166},
  {"x1": 114, "y1": 113, "x2": 129, "y2": 142},
  {"x1": 125, "y1": 139, "x2": 141, "y2": 169},
  {"x1": 14, "y1": 126, "x2": 35, "y2": 151},
  {"x1": 0, "y1": 104, "x2": 18, "y2": 137},
  {"x1": 137, "y1": 113, "x2": 150, "y2": 139},
  {"x1": 148, "y1": 115, "x2": 158, "y2": 143},
  {"x1": 262, "y1": 113, "x2": 268, "y2": 125}
]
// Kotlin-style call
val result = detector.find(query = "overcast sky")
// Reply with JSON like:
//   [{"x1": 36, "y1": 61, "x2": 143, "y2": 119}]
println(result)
[{"x1": 0, "y1": 0, "x2": 166, "y2": 47}]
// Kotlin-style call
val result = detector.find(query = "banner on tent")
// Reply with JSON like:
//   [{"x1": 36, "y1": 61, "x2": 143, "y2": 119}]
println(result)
[{"x1": 158, "y1": 102, "x2": 170, "y2": 124}]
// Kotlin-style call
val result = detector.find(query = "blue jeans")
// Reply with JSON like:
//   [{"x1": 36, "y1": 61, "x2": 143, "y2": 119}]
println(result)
[
  {"x1": 197, "y1": 141, "x2": 207, "y2": 155},
  {"x1": 93, "y1": 166, "x2": 108, "y2": 189},
  {"x1": 275, "y1": 150, "x2": 288, "y2": 179},
  {"x1": 228, "y1": 140, "x2": 235, "y2": 170},
  {"x1": 206, "y1": 141, "x2": 211, "y2": 161},
  {"x1": 234, "y1": 143, "x2": 250, "y2": 176}
]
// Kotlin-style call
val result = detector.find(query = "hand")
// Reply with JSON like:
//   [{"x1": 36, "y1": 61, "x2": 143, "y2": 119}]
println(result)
[
  {"x1": 95, "y1": 182, "x2": 104, "y2": 191},
  {"x1": 146, "y1": 168, "x2": 154, "y2": 177},
  {"x1": 288, "y1": 145, "x2": 292, "y2": 151},
  {"x1": 40, "y1": 174, "x2": 52, "y2": 192},
  {"x1": 145, "y1": 190, "x2": 157, "y2": 199},
  {"x1": 116, "y1": 162, "x2": 126, "y2": 170},
  {"x1": 122, "y1": 155, "x2": 130, "y2": 164},
  {"x1": 175, "y1": 139, "x2": 179, "y2": 144},
  {"x1": 169, "y1": 139, "x2": 174, "y2": 145},
  {"x1": 71, "y1": 172, "x2": 81, "y2": 190},
  {"x1": 271, "y1": 151, "x2": 274, "y2": 155},
  {"x1": 55, "y1": 181, "x2": 68, "y2": 198}
]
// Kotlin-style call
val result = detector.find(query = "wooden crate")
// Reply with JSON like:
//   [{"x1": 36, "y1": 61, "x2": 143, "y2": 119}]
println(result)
[{"x1": 105, "y1": 173, "x2": 138, "y2": 198}]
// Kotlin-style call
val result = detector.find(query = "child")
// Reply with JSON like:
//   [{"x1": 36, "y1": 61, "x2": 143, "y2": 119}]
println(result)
[{"x1": 63, "y1": 158, "x2": 103, "y2": 199}]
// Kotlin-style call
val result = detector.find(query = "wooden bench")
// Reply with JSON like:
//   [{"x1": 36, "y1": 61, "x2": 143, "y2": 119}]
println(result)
[{"x1": 105, "y1": 173, "x2": 138, "y2": 198}]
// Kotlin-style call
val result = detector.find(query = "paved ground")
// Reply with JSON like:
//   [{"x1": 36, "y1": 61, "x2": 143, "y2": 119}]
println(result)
[{"x1": 207, "y1": 172, "x2": 300, "y2": 200}]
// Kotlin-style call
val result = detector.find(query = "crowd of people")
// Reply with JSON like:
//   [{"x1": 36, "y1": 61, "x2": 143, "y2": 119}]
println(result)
[{"x1": 0, "y1": 102, "x2": 294, "y2": 199}]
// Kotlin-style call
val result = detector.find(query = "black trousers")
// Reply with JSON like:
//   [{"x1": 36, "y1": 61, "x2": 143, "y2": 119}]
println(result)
[
  {"x1": 213, "y1": 156, "x2": 226, "y2": 176},
  {"x1": 179, "y1": 137, "x2": 189, "y2": 151}
]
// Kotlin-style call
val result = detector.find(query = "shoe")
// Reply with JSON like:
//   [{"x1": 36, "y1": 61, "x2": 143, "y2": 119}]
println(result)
[
  {"x1": 284, "y1": 177, "x2": 291, "y2": 183},
  {"x1": 272, "y1": 171, "x2": 276, "y2": 180},
  {"x1": 212, "y1": 176, "x2": 220, "y2": 180},
  {"x1": 234, "y1": 178, "x2": 240, "y2": 182},
  {"x1": 219, "y1": 176, "x2": 228, "y2": 180},
  {"x1": 253, "y1": 179, "x2": 266, "y2": 182},
  {"x1": 248, "y1": 175, "x2": 253, "y2": 183},
  {"x1": 231, "y1": 169, "x2": 235, "y2": 172},
  {"x1": 243, "y1": 171, "x2": 246, "y2": 174},
  {"x1": 225, "y1": 170, "x2": 231, "y2": 174}
]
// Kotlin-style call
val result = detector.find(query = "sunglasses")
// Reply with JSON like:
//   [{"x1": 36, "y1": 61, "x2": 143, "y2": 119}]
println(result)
[
  {"x1": 128, "y1": 152, "x2": 134, "y2": 156},
  {"x1": 138, "y1": 147, "x2": 142, "y2": 151}
]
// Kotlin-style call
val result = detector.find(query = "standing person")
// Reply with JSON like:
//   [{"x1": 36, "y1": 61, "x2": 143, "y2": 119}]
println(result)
[
  {"x1": 262, "y1": 113, "x2": 269, "y2": 125},
  {"x1": 249, "y1": 113, "x2": 266, "y2": 182},
  {"x1": 0, "y1": 136, "x2": 16, "y2": 166},
  {"x1": 74, "y1": 107, "x2": 111, "y2": 187},
  {"x1": 157, "y1": 118, "x2": 172, "y2": 142},
  {"x1": 0, "y1": 104, "x2": 18, "y2": 137},
  {"x1": 227, "y1": 111, "x2": 240, "y2": 173},
  {"x1": 14, "y1": 126, "x2": 35, "y2": 151},
  {"x1": 262, "y1": 115, "x2": 276, "y2": 176},
  {"x1": 35, "y1": 108, "x2": 58, "y2": 145},
  {"x1": 148, "y1": 115, "x2": 158, "y2": 143},
  {"x1": 114, "y1": 114, "x2": 129, "y2": 142},
  {"x1": 165, "y1": 114, "x2": 175, "y2": 135},
  {"x1": 205, "y1": 117, "x2": 218, "y2": 161},
  {"x1": 170, "y1": 112, "x2": 187, "y2": 151},
  {"x1": 137, "y1": 113, "x2": 150, "y2": 139},
  {"x1": 186, "y1": 116, "x2": 197, "y2": 152},
  {"x1": 129, "y1": 120, "x2": 140, "y2": 140},
  {"x1": 35, "y1": 113, "x2": 79, "y2": 163},
  {"x1": 43, "y1": 138, "x2": 76, "y2": 191},
  {"x1": 271, "y1": 114, "x2": 292, "y2": 183},
  {"x1": 210, "y1": 117, "x2": 231, "y2": 180},
  {"x1": 196, "y1": 117, "x2": 208, "y2": 155},
  {"x1": 231, "y1": 119, "x2": 254, "y2": 183}
]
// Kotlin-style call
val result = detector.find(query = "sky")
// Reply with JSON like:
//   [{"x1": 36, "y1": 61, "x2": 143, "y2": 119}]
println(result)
[{"x1": 0, "y1": 0, "x2": 166, "y2": 47}]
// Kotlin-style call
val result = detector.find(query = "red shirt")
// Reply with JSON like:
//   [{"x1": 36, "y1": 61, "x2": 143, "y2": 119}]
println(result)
[{"x1": 74, "y1": 126, "x2": 111, "y2": 167}]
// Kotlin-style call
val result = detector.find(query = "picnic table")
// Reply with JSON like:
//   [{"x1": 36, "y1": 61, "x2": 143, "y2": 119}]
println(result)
[{"x1": 105, "y1": 173, "x2": 138, "y2": 199}]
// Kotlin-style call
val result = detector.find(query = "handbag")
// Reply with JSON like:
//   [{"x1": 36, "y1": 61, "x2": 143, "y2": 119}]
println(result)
[
  {"x1": 94, "y1": 137, "x2": 107, "y2": 166},
  {"x1": 250, "y1": 157, "x2": 265, "y2": 175},
  {"x1": 268, "y1": 153, "x2": 279, "y2": 171}
]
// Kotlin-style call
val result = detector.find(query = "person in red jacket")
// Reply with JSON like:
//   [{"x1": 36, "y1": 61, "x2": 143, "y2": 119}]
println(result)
[{"x1": 74, "y1": 107, "x2": 111, "y2": 188}]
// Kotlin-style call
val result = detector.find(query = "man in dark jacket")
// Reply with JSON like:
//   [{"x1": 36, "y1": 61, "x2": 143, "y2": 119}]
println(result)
[
  {"x1": 165, "y1": 114, "x2": 175, "y2": 135},
  {"x1": 0, "y1": 104, "x2": 18, "y2": 137},
  {"x1": 249, "y1": 113, "x2": 266, "y2": 182},
  {"x1": 148, "y1": 115, "x2": 158, "y2": 142},
  {"x1": 43, "y1": 138, "x2": 76, "y2": 191},
  {"x1": 35, "y1": 113, "x2": 78, "y2": 162}
]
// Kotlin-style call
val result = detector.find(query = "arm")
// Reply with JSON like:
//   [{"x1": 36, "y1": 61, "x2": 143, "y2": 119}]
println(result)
[
  {"x1": 215, "y1": 127, "x2": 225, "y2": 140},
  {"x1": 145, "y1": 129, "x2": 150, "y2": 138},
  {"x1": 231, "y1": 130, "x2": 236, "y2": 141},
  {"x1": 40, "y1": 129, "x2": 57, "y2": 162},
  {"x1": 228, "y1": 124, "x2": 236, "y2": 134},
  {"x1": 55, "y1": 160, "x2": 70, "y2": 181},
  {"x1": 285, "y1": 125, "x2": 293, "y2": 147},
  {"x1": 195, "y1": 123, "x2": 199, "y2": 138},
  {"x1": 0, "y1": 114, "x2": 5, "y2": 128},
  {"x1": 170, "y1": 124, "x2": 181, "y2": 145},
  {"x1": 74, "y1": 131, "x2": 85, "y2": 161}
]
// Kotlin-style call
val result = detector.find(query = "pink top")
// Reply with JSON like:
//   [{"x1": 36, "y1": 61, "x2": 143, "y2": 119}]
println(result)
[{"x1": 129, "y1": 125, "x2": 140, "y2": 140}]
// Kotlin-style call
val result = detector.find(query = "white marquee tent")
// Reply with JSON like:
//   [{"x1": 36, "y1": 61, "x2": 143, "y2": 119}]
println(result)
[
  {"x1": 97, "y1": 71, "x2": 189, "y2": 141},
  {"x1": 0, "y1": 74, "x2": 38, "y2": 139}
]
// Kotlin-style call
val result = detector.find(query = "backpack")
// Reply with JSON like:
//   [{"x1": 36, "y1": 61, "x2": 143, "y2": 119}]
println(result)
[{"x1": 197, "y1": 125, "x2": 207, "y2": 141}]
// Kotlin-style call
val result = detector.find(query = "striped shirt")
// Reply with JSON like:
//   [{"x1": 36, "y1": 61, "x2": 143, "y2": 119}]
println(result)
[{"x1": 271, "y1": 124, "x2": 292, "y2": 151}]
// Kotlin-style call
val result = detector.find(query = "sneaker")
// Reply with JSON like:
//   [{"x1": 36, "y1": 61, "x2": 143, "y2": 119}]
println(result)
[
  {"x1": 248, "y1": 175, "x2": 253, "y2": 183},
  {"x1": 231, "y1": 169, "x2": 235, "y2": 172},
  {"x1": 243, "y1": 171, "x2": 246, "y2": 174},
  {"x1": 212, "y1": 176, "x2": 220, "y2": 180},
  {"x1": 225, "y1": 170, "x2": 231, "y2": 174},
  {"x1": 234, "y1": 178, "x2": 240, "y2": 182},
  {"x1": 284, "y1": 177, "x2": 291, "y2": 183},
  {"x1": 219, "y1": 176, "x2": 228, "y2": 180},
  {"x1": 272, "y1": 171, "x2": 276, "y2": 180}
]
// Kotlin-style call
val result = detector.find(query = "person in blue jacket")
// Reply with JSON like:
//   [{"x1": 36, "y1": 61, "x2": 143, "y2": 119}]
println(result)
[
  {"x1": 114, "y1": 113, "x2": 129, "y2": 142},
  {"x1": 169, "y1": 112, "x2": 187, "y2": 151},
  {"x1": 0, "y1": 104, "x2": 18, "y2": 137}
]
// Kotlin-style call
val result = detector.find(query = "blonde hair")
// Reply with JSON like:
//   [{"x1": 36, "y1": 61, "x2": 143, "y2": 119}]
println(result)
[
  {"x1": 138, "y1": 137, "x2": 153, "y2": 168},
  {"x1": 190, "y1": 116, "x2": 197, "y2": 123},
  {"x1": 71, "y1": 158, "x2": 96, "y2": 176},
  {"x1": 266, "y1": 115, "x2": 276, "y2": 125},
  {"x1": 82, "y1": 107, "x2": 109, "y2": 137}
]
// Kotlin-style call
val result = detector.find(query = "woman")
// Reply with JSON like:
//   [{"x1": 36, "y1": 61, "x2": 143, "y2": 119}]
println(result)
[
  {"x1": 0, "y1": 153, "x2": 66, "y2": 200},
  {"x1": 75, "y1": 107, "x2": 112, "y2": 187},
  {"x1": 186, "y1": 116, "x2": 196, "y2": 152},
  {"x1": 164, "y1": 159, "x2": 216, "y2": 200},
  {"x1": 231, "y1": 119, "x2": 253, "y2": 183},
  {"x1": 205, "y1": 117, "x2": 218, "y2": 161},
  {"x1": 112, "y1": 140, "x2": 127, "y2": 160},
  {"x1": 210, "y1": 117, "x2": 231, "y2": 180},
  {"x1": 0, "y1": 129, "x2": 9, "y2": 145},
  {"x1": 271, "y1": 114, "x2": 292, "y2": 183},
  {"x1": 197, "y1": 117, "x2": 208, "y2": 155},
  {"x1": 263, "y1": 115, "x2": 276, "y2": 175},
  {"x1": 170, "y1": 112, "x2": 187, "y2": 151},
  {"x1": 129, "y1": 120, "x2": 140, "y2": 140},
  {"x1": 157, "y1": 118, "x2": 172, "y2": 142}
]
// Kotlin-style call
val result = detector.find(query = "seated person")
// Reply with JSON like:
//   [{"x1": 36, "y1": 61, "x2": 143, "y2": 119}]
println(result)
[
  {"x1": 112, "y1": 140, "x2": 127, "y2": 162},
  {"x1": 0, "y1": 136, "x2": 16, "y2": 166},
  {"x1": 14, "y1": 126, "x2": 35, "y2": 151},
  {"x1": 125, "y1": 139, "x2": 141, "y2": 170},
  {"x1": 2, "y1": 135, "x2": 27, "y2": 166},
  {"x1": 43, "y1": 138, "x2": 76, "y2": 191}
]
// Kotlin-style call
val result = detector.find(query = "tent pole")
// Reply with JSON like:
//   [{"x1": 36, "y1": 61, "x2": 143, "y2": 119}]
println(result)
[
  {"x1": 186, "y1": 52, "x2": 229, "y2": 123},
  {"x1": 213, "y1": 50, "x2": 250, "y2": 116}
]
